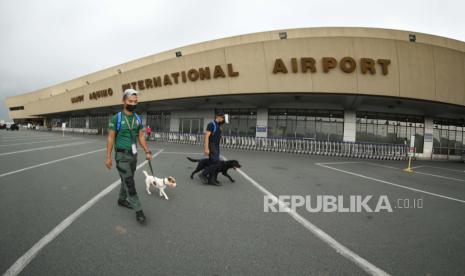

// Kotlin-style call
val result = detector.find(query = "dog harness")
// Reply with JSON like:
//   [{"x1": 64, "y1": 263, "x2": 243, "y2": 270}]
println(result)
[{"x1": 154, "y1": 177, "x2": 168, "y2": 189}]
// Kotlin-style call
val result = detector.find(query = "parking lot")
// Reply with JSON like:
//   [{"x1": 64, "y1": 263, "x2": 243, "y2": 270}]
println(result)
[{"x1": 1, "y1": 130, "x2": 464, "y2": 275}]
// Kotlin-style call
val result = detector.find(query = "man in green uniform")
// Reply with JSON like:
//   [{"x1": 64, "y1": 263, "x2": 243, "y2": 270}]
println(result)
[{"x1": 105, "y1": 88, "x2": 153, "y2": 223}]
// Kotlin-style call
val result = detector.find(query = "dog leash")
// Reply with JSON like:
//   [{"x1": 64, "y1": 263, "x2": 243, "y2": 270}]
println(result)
[{"x1": 148, "y1": 158, "x2": 155, "y2": 175}]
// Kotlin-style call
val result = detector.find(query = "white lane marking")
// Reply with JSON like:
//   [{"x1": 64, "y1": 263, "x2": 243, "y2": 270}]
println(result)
[
  {"x1": 0, "y1": 141, "x2": 92, "y2": 157},
  {"x1": 221, "y1": 156, "x2": 390, "y2": 276},
  {"x1": 366, "y1": 162, "x2": 465, "y2": 183},
  {"x1": 423, "y1": 165, "x2": 465, "y2": 173},
  {"x1": 413, "y1": 171, "x2": 465, "y2": 183},
  {"x1": 0, "y1": 135, "x2": 60, "y2": 140},
  {"x1": 0, "y1": 148, "x2": 105, "y2": 179},
  {"x1": 2, "y1": 149, "x2": 164, "y2": 276},
  {"x1": 316, "y1": 163, "x2": 465, "y2": 204},
  {"x1": 365, "y1": 163, "x2": 401, "y2": 170},
  {"x1": 0, "y1": 138, "x2": 81, "y2": 147},
  {"x1": 411, "y1": 165, "x2": 424, "y2": 169},
  {"x1": 316, "y1": 161, "x2": 362, "y2": 165}
]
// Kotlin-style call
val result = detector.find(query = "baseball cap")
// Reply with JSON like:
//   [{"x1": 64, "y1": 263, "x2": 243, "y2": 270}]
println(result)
[
  {"x1": 215, "y1": 111, "x2": 225, "y2": 117},
  {"x1": 123, "y1": 88, "x2": 138, "y2": 98}
]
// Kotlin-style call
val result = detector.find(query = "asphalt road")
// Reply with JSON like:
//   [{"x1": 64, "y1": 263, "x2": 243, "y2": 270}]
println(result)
[{"x1": 0, "y1": 129, "x2": 464, "y2": 275}]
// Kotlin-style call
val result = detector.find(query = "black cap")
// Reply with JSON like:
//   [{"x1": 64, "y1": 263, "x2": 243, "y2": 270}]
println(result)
[{"x1": 215, "y1": 111, "x2": 225, "y2": 117}]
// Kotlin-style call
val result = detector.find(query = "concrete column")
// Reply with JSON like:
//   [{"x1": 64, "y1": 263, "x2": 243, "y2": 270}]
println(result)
[
  {"x1": 85, "y1": 116, "x2": 90, "y2": 129},
  {"x1": 255, "y1": 108, "x2": 268, "y2": 138},
  {"x1": 343, "y1": 110, "x2": 356, "y2": 142},
  {"x1": 422, "y1": 117, "x2": 434, "y2": 159}
]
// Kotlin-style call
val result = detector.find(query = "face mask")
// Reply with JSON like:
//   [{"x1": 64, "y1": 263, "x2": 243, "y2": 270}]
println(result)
[{"x1": 126, "y1": 104, "x2": 137, "y2": 112}]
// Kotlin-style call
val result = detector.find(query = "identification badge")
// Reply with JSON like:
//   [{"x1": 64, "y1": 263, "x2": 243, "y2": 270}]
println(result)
[{"x1": 131, "y1": 143, "x2": 137, "y2": 155}]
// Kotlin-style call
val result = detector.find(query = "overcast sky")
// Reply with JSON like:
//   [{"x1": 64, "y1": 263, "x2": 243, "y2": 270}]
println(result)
[{"x1": 0, "y1": 0, "x2": 463, "y2": 121}]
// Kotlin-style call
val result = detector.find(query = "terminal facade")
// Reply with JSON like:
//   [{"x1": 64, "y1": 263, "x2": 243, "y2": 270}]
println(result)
[{"x1": 5, "y1": 27, "x2": 465, "y2": 159}]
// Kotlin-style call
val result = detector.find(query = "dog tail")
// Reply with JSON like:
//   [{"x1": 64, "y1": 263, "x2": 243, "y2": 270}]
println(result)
[
  {"x1": 142, "y1": 170, "x2": 149, "y2": 177},
  {"x1": 186, "y1": 157, "x2": 200, "y2": 162}
]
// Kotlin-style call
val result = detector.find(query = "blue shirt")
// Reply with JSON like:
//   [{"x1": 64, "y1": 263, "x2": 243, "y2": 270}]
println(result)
[{"x1": 206, "y1": 121, "x2": 221, "y2": 144}]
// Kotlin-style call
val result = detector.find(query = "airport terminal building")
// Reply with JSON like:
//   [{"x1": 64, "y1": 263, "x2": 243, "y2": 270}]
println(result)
[{"x1": 5, "y1": 27, "x2": 465, "y2": 160}]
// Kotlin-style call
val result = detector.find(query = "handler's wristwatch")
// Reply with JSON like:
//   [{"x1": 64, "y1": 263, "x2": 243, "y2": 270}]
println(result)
[{"x1": 145, "y1": 150, "x2": 152, "y2": 155}]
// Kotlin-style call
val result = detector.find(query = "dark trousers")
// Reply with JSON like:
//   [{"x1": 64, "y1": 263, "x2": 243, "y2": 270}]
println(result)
[
  {"x1": 115, "y1": 151, "x2": 142, "y2": 212},
  {"x1": 202, "y1": 143, "x2": 220, "y2": 180}
]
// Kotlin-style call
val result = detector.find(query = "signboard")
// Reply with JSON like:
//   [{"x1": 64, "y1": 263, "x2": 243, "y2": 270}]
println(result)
[
  {"x1": 256, "y1": 126, "x2": 267, "y2": 133},
  {"x1": 62, "y1": 123, "x2": 67, "y2": 129},
  {"x1": 424, "y1": 133, "x2": 433, "y2": 143}
]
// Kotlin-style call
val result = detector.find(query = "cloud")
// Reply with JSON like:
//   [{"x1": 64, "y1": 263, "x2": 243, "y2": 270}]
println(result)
[{"x1": 1, "y1": 0, "x2": 464, "y2": 121}]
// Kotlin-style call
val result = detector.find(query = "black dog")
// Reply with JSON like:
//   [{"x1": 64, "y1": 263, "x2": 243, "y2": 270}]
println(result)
[{"x1": 187, "y1": 157, "x2": 241, "y2": 184}]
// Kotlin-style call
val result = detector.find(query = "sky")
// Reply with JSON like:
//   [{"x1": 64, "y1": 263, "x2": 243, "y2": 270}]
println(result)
[{"x1": 0, "y1": 0, "x2": 464, "y2": 121}]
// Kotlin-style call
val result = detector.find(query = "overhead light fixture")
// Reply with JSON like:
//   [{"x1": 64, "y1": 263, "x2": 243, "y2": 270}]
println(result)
[
  {"x1": 279, "y1": 32, "x2": 287, "y2": 40},
  {"x1": 409, "y1": 34, "x2": 416, "y2": 42},
  {"x1": 175, "y1": 51, "x2": 182, "y2": 57}
]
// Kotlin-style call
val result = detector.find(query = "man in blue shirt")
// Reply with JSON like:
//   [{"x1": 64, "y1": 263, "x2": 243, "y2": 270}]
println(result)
[{"x1": 199, "y1": 112, "x2": 225, "y2": 185}]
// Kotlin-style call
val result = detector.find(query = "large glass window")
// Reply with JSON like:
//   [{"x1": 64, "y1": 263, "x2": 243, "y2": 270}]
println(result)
[
  {"x1": 147, "y1": 111, "x2": 170, "y2": 132},
  {"x1": 356, "y1": 112, "x2": 424, "y2": 152},
  {"x1": 179, "y1": 118, "x2": 204, "y2": 134},
  {"x1": 215, "y1": 109, "x2": 257, "y2": 136},
  {"x1": 268, "y1": 109, "x2": 343, "y2": 140},
  {"x1": 433, "y1": 119, "x2": 465, "y2": 157},
  {"x1": 69, "y1": 115, "x2": 86, "y2": 128},
  {"x1": 91, "y1": 113, "x2": 113, "y2": 135}
]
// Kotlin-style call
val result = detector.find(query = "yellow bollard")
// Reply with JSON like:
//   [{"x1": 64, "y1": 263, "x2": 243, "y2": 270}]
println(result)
[
  {"x1": 404, "y1": 134, "x2": 415, "y2": 173},
  {"x1": 404, "y1": 155, "x2": 413, "y2": 172}
]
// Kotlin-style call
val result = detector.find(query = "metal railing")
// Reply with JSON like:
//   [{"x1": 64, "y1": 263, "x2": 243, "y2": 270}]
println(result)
[
  {"x1": 30, "y1": 126, "x2": 99, "y2": 135},
  {"x1": 151, "y1": 132, "x2": 408, "y2": 160}
]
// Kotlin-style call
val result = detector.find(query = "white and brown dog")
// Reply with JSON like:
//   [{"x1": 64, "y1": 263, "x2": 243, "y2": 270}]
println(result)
[{"x1": 143, "y1": 170, "x2": 177, "y2": 200}]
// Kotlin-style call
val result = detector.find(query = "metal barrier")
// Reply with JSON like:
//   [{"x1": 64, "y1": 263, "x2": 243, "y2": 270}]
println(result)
[
  {"x1": 31, "y1": 127, "x2": 99, "y2": 135},
  {"x1": 151, "y1": 132, "x2": 408, "y2": 160}
]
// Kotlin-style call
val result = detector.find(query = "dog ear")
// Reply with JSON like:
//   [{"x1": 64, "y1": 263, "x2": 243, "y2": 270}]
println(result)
[{"x1": 168, "y1": 176, "x2": 175, "y2": 183}]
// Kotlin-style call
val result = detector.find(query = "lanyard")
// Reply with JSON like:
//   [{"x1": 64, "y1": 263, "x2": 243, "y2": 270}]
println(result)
[{"x1": 123, "y1": 115, "x2": 136, "y2": 142}]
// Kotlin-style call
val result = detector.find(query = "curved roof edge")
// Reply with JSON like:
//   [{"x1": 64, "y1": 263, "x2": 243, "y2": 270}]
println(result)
[{"x1": 6, "y1": 26, "x2": 465, "y2": 106}]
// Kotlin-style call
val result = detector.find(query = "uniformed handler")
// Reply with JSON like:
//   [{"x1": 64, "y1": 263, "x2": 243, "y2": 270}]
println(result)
[
  {"x1": 105, "y1": 88, "x2": 153, "y2": 223},
  {"x1": 199, "y1": 112, "x2": 225, "y2": 185}
]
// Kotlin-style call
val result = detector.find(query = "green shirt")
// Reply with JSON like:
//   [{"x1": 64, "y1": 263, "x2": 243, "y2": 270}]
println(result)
[{"x1": 108, "y1": 112, "x2": 143, "y2": 150}]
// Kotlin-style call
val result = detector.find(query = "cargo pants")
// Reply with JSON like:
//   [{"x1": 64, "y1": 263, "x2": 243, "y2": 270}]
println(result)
[{"x1": 115, "y1": 150, "x2": 142, "y2": 212}]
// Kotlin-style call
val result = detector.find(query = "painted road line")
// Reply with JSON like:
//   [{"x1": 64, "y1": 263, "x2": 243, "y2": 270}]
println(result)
[
  {"x1": 0, "y1": 141, "x2": 93, "y2": 157},
  {"x1": 316, "y1": 163, "x2": 465, "y2": 204},
  {"x1": 366, "y1": 162, "x2": 465, "y2": 183},
  {"x1": 316, "y1": 161, "x2": 362, "y2": 165},
  {"x1": 0, "y1": 135, "x2": 60, "y2": 140},
  {"x1": 0, "y1": 137, "x2": 66, "y2": 142},
  {"x1": 422, "y1": 165, "x2": 465, "y2": 173},
  {"x1": 221, "y1": 156, "x2": 390, "y2": 276},
  {"x1": 2, "y1": 149, "x2": 164, "y2": 276},
  {"x1": 0, "y1": 138, "x2": 82, "y2": 147},
  {"x1": 413, "y1": 171, "x2": 465, "y2": 182},
  {"x1": 0, "y1": 148, "x2": 106, "y2": 179}
]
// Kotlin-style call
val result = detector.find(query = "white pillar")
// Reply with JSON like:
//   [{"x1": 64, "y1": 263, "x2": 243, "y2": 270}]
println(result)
[
  {"x1": 422, "y1": 117, "x2": 434, "y2": 159},
  {"x1": 343, "y1": 110, "x2": 356, "y2": 142},
  {"x1": 256, "y1": 108, "x2": 268, "y2": 138}
]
